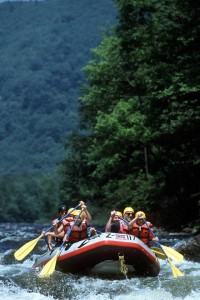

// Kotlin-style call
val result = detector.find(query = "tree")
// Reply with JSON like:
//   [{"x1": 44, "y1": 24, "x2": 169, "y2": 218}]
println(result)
[{"x1": 60, "y1": 0, "x2": 200, "y2": 228}]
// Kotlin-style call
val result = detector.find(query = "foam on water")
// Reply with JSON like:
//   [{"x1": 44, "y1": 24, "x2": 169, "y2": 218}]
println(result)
[
  {"x1": 64, "y1": 271, "x2": 200, "y2": 300},
  {"x1": 74, "y1": 290, "x2": 200, "y2": 300},
  {"x1": 1, "y1": 280, "x2": 200, "y2": 300},
  {"x1": 1, "y1": 223, "x2": 200, "y2": 300},
  {"x1": 0, "y1": 282, "x2": 55, "y2": 300}
]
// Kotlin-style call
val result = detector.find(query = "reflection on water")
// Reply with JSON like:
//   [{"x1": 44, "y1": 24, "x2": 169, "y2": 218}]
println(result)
[{"x1": 0, "y1": 223, "x2": 200, "y2": 300}]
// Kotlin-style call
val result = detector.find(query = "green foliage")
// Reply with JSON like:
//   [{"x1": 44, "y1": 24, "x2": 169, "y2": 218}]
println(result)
[
  {"x1": 60, "y1": 0, "x2": 200, "y2": 228},
  {"x1": 0, "y1": 0, "x2": 116, "y2": 174},
  {"x1": 0, "y1": 172, "x2": 60, "y2": 222},
  {"x1": 0, "y1": 0, "x2": 116, "y2": 223}
]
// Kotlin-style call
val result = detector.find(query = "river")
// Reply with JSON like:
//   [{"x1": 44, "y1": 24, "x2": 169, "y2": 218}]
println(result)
[{"x1": 0, "y1": 223, "x2": 200, "y2": 300}]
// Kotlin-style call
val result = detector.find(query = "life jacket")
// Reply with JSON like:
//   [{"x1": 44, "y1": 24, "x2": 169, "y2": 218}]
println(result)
[
  {"x1": 64, "y1": 217, "x2": 74, "y2": 223},
  {"x1": 130, "y1": 221, "x2": 153, "y2": 245},
  {"x1": 119, "y1": 220, "x2": 129, "y2": 234},
  {"x1": 63, "y1": 219, "x2": 87, "y2": 243},
  {"x1": 55, "y1": 217, "x2": 74, "y2": 246}
]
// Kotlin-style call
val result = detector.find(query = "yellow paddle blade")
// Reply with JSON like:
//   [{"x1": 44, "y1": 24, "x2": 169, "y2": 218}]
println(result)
[
  {"x1": 38, "y1": 250, "x2": 60, "y2": 278},
  {"x1": 162, "y1": 245, "x2": 184, "y2": 263},
  {"x1": 14, "y1": 234, "x2": 43, "y2": 261},
  {"x1": 151, "y1": 247, "x2": 166, "y2": 260},
  {"x1": 168, "y1": 258, "x2": 184, "y2": 277},
  {"x1": 151, "y1": 245, "x2": 183, "y2": 263}
]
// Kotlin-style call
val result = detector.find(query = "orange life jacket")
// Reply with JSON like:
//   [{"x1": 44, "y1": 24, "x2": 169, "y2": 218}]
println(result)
[
  {"x1": 130, "y1": 221, "x2": 153, "y2": 245},
  {"x1": 53, "y1": 217, "x2": 73, "y2": 244},
  {"x1": 63, "y1": 219, "x2": 87, "y2": 243},
  {"x1": 119, "y1": 220, "x2": 129, "y2": 234}
]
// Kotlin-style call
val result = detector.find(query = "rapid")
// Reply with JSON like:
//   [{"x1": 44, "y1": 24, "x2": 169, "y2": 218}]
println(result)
[{"x1": 0, "y1": 223, "x2": 200, "y2": 300}]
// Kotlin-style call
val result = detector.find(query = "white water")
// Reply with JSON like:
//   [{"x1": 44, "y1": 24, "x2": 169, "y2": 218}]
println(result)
[
  {"x1": 1, "y1": 253, "x2": 200, "y2": 300},
  {"x1": 0, "y1": 224, "x2": 200, "y2": 300}
]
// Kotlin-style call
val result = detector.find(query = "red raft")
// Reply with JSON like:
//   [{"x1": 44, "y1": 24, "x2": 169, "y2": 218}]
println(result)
[{"x1": 32, "y1": 232, "x2": 160, "y2": 277}]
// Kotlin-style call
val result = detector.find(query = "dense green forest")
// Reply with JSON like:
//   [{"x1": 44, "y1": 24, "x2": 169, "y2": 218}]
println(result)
[
  {"x1": 59, "y1": 0, "x2": 200, "y2": 229},
  {"x1": 0, "y1": 0, "x2": 200, "y2": 229},
  {"x1": 0, "y1": 0, "x2": 116, "y2": 223},
  {"x1": 0, "y1": 0, "x2": 116, "y2": 173}
]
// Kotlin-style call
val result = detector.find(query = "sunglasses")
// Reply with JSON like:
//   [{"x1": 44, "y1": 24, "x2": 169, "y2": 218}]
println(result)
[{"x1": 126, "y1": 213, "x2": 133, "y2": 216}]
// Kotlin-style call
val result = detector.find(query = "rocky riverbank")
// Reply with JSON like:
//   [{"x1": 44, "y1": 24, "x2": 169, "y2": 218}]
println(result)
[{"x1": 174, "y1": 233, "x2": 200, "y2": 262}]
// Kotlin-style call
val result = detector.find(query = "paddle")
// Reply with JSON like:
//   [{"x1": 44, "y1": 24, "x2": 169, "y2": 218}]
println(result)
[
  {"x1": 142, "y1": 218, "x2": 184, "y2": 277},
  {"x1": 116, "y1": 214, "x2": 183, "y2": 263},
  {"x1": 38, "y1": 208, "x2": 84, "y2": 277},
  {"x1": 14, "y1": 204, "x2": 80, "y2": 261},
  {"x1": 150, "y1": 247, "x2": 166, "y2": 260},
  {"x1": 151, "y1": 245, "x2": 183, "y2": 263}
]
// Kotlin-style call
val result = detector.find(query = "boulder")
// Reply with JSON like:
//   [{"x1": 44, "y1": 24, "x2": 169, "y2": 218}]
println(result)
[{"x1": 175, "y1": 234, "x2": 200, "y2": 262}]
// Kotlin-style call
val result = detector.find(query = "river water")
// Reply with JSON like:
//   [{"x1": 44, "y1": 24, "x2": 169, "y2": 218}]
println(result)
[{"x1": 0, "y1": 223, "x2": 200, "y2": 300}]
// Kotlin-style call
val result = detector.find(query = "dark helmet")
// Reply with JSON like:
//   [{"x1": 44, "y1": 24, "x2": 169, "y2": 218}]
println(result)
[{"x1": 58, "y1": 204, "x2": 67, "y2": 213}]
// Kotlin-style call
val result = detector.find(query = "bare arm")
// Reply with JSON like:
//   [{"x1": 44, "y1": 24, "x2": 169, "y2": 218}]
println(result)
[
  {"x1": 128, "y1": 216, "x2": 139, "y2": 228},
  {"x1": 80, "y1": 201, "x2": 92, "y2": 225},
  {"x1": 53, "y1": 222, "x2": 64, "y2": 235},
  {"x1": 84, "y1": 208, "x2": 92, "y2": 224},
  {"x1": 105, "y1": 211, "x2": 115, "y2": 232}
]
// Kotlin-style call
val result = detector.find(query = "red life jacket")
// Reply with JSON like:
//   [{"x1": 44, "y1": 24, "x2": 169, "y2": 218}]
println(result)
[
  {"x1": 54, "y1": 217, "x2": 74, "y2": 244},
  {"x1": 119, "y1": 220, "x2": 129, "y2": 234},
  {"x1": 63, "y1": 220, "x2": 87, "y2": 243},
  {"x1": 130, "y1": 221, "x2": 153, "y2": 245}
]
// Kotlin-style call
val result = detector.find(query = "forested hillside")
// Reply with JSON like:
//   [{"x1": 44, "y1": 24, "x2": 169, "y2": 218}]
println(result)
[
  {"x1": 0, "y1": 0, "x2": 116, "y2": 174},
  {"x1": 0, "y1": 0, "x2": 116, "y2": 223},
  {"x1": 60, "y1": 0, "x2": 200, "y2": 229}
]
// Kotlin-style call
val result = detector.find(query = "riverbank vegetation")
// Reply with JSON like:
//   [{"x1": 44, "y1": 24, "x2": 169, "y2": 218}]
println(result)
[{"x1": 59, "y1": 0, "x2": 200, "y2": 230}]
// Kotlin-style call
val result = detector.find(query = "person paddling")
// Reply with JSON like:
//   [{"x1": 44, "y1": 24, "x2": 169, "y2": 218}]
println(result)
[
  {"x1": 44, "y1": 204, "x2": 67, "y2": 251},
  {"x1": 128, "y1": 211, "x2": 158, "y2": 246},
  {"x1": 53, "y1": 201, "x2": 92, "y2": 244},
  {"x1": 105, "y1": 210, "x2": 129, "y2": 233}
]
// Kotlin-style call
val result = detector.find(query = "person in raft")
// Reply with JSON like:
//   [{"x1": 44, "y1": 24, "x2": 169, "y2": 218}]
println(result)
[
  {"x1": 44, "y1": 204, "x2": 67, "y2": 251},
  {"x1": 123, "y1": 207, "x2": 134, "y2": 222},
  {"x1": 53, "y1": 201, "x2": 92, "y2": 244},
  {"x1": 67, "y1": 206, "x2": 97, "y2": 238},
  {"x1": 105, "y1": 206, "x2": 135, "y2": 233},
  {"x1": 105, "y1": 210, "x2": 124, "y2": 233},
  {"x1": 128, "y1": 211, "x2": 158, "y2": 246}
]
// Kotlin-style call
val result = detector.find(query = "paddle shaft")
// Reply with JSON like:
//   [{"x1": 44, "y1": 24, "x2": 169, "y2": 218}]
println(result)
[
  {"x1": 142, "y1": 219, "x2": 184, "y2": 277},
  {"x1": 43, "y1": 204, "x2": 80, "y2": 235},
  {"x1": 38, "y1": 208, "x2": 85, "y2": 277},
  {"x1": 142, "y1": 218, "x2": 169, "y2": 259},
  {"x1": 58, "y1": 208, "x2": 84, "y2": 251},
  {"x1": 116, "y1": 215, "x2": 128, "y2": 224},
  {"x1": 117, "y1": 215, "x2": 167, "y2": 255},
  {"x1": 116, "y1": 214, "x2": 183, "y2": 276},
  {"x1": 14, "y1": 203, "x2": 81, "y2": 261}
]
